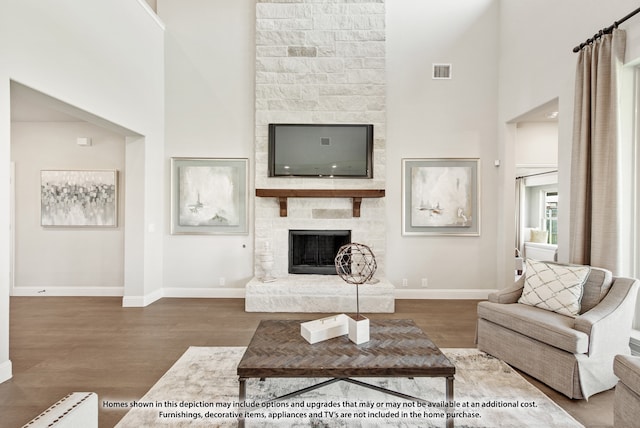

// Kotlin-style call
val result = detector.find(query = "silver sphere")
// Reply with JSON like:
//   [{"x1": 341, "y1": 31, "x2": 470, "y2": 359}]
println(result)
[{"x1": 334, "y1": 242, "x2": 377, "y2": 285}]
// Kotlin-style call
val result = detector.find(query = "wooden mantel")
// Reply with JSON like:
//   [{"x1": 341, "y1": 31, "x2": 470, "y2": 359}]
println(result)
[{"x1": 255, "y1": 188, "x2": 385, "y2": 217}]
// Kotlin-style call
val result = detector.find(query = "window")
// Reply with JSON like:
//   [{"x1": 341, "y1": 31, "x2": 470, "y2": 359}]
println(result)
[
  {"x1": 621, "y1": 63, "x2": 639, "y2": 333},
  {"x1": 543, "y1": 191, "x2": 558, "y2": 245}
]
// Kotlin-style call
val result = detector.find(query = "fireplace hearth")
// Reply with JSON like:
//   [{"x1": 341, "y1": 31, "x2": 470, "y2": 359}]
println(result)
[{"x1": 289, "y1": 230, "x2": 350, "y2": 275}]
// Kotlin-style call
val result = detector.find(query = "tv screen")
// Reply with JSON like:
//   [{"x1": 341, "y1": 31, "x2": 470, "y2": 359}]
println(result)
[{"x1": 268, "y1": 124, "x2": 373, "y2": 178}]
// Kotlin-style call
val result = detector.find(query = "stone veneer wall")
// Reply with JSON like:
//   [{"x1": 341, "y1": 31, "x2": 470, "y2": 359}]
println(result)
[{"x1": 254, "y1": 0, "x2": 386, "y2": 278}]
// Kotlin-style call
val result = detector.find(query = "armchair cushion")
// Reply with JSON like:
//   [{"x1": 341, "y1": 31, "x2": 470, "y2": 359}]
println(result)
[
  {"x1": 579, "y1": 267, "x2": 613, "y2": 314},
  {"x1": 477, "y1": 301, "x2": 589, "y2": 354},
  {"x1": 518, "y1": 259, "x2": 590, "y2": 317}
]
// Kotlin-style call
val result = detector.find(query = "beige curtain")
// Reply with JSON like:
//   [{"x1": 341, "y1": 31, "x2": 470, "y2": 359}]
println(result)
[{"x1": 570, "y1": 29, "x2": 626, "y2": 272}]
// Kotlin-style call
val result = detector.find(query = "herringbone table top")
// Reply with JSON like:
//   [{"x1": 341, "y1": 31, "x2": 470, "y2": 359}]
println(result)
[{"x1": 237, "y1": 319, "x2": 455, "y2": 378}]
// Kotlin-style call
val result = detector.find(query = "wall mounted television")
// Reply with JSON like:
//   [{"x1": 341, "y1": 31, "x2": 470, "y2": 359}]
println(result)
[{"x1": 268, "y1": 123, "x2": 374, "y2": 178}]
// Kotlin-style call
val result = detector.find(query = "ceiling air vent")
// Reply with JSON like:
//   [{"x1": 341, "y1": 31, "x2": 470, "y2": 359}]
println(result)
[{"x1": 432, "y1": 63, "x2": 452, "y2": 79}]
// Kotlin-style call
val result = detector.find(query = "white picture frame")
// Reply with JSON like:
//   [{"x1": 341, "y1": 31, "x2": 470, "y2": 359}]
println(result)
[
  {"x1": 170, "y1": 157, "x2": 249, "y2": 235},
  {"x1": 402, "y1": 158, "x2": 480, "y2": 236},
  {"x1": 40, "y1": 170, "x2": 118, "y2": 227}
]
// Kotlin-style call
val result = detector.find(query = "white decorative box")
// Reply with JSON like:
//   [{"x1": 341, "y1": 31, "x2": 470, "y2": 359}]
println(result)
[
  {"x1": 348, "y1": 315, "x2": 370, "y2": 345},
  {"x1": 301, "y1": 314, "x2": 349, "y2": 344}
]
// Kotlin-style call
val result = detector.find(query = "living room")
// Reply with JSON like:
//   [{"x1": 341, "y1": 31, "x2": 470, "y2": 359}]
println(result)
[{"x1": 2, "y1": 0, "x2": 640, "y2": 427}]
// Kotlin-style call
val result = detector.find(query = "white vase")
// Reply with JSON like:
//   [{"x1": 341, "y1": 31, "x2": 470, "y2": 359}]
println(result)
[
  {"x1": 259, "y1": 242, "x2": 276, "y2": 282},
  {"x1": 348, "y1": 315, "x2": 369, "y2": 344}
]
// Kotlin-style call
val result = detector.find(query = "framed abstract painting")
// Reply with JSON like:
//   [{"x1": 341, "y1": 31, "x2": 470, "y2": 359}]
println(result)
[
  {"x1": 40, "y1": 170, "x2": 118, "y2": 227},
  {"x1": 402, "y1": 158, "x2": 480, "y2": 236},
  {"x1": 170, "y1": 158, "x2": 249, "y2": 235}
]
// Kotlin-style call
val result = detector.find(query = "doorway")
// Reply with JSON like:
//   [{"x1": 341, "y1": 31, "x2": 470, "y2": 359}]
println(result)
[
  {"x1": 9, "y1": 81, "x2": 140, "y2": 297},
  {"x1": 510, "y1": 99, "x2": 559, "y2": 265}
]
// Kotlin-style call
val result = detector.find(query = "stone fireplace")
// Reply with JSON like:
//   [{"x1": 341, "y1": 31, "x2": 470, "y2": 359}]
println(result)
[{"x1": 246, "y1": 0, "x2": 393, "y2": 313}]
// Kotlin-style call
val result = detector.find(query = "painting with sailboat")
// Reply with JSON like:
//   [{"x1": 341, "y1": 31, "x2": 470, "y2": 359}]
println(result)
[
  {"x1": 170, "y1": 158, "x2": 248, "y2": 235},
  {"x1": 401, "y1": 158, "x2": 480, "y2": 236},
  {"x1": 411, "y1": 165, "x2": 473, "y2": 228}
]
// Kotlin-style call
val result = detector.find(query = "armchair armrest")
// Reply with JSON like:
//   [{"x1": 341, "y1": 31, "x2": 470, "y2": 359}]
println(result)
[
  {"x1": 574, "y1": 278, "x2": 639, "y2": 356},
  {"x1": 614, "y1": 354, "x2": 640, "y2": 397},
  {"x1": 488, "y1": 275, "x2": 525, "y2": 303}
]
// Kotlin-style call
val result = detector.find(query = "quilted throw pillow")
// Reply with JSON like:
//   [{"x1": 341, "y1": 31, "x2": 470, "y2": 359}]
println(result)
[{"x1": 518, "y1": 259, "x2": 590, "y2": 317}]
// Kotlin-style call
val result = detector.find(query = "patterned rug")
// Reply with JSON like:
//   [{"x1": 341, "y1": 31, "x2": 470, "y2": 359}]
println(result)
[{"x1": 115, "y1": 347, "x2": 583, "y2": 427}]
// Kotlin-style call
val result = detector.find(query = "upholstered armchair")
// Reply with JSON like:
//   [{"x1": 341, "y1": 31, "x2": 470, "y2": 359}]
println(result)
[
  {"x1": 476, "y1": 261, "x2": 639, "y2": 399},
  {"x1": 614, "y1": 354, "x2": 640, "y2": 427}
]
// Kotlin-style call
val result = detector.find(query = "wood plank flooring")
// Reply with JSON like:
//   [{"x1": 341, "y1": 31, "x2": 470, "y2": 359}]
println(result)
[{"x1": 0, "y1": 297, "x2": 612, "y2": 427}]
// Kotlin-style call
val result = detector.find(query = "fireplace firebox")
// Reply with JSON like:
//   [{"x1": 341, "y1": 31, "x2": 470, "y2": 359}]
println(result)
[{"x1": 289, "y1": 230, "x2": 351, "y2": 275}]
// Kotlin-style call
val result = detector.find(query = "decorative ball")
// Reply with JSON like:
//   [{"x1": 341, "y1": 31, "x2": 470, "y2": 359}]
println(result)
[{"x1": 334, "y1": 242, "x2": 377, "y2": 285}]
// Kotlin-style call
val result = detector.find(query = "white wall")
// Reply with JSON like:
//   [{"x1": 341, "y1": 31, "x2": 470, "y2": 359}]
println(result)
[
  {"x1": 386, "y1": 0, "x2": 500, "y2": 293},
  {"x1": 0, "y1": 0, "x2": 165, "y2": 383},
  {"x1": 11, "y1": 122, "x2": 125, "y2": 295},
  {"x1": 515, "y1": 122, "x2": 558, "y2": 167},
  {"x1": 159, "y1": 0, "x2": 255, "y2": 292},
  {"x1": 498, "y1": 0, "x2": 640, "y2": 281},
  {"x1": 158, "y1": 0, "x2": 501, "y2": 295}
]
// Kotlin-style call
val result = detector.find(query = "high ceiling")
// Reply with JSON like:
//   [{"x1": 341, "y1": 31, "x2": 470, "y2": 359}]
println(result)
[
  {"x1": 509, "y1": 98, "x2": 559, "y2": 124},
  {"x1": 9, "y1": 82, "x2": 140, "y2": 136},
  {"x1": 11, "y1": 83, "x2": 82, "y2": 122}
]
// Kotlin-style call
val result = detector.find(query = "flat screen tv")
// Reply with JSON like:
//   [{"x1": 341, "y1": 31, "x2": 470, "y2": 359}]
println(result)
[{"x1": 268, "y1": 123, "x2": 373, "y2": 178}]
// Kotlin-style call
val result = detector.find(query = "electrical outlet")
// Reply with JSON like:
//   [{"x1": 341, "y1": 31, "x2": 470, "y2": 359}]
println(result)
[
  {"x1": 402, "y1": 278, "x2": 408, "y2": 287},
  {"x1": 219, "y1": 277, "x2": 226, "y2": 286},
  {"x1": 421, "y1": 278, "x2": 428, "y2": 288}
]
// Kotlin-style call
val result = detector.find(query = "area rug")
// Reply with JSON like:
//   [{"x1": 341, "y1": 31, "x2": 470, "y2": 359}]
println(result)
[{"x1": 115, "y1": 347, "x2": 583, "y2": 428}]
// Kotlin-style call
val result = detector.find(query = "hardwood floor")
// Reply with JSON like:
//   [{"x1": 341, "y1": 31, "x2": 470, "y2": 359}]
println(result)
[{"x1": 0, "y1": 297, "x2": 612, "y2": 427}]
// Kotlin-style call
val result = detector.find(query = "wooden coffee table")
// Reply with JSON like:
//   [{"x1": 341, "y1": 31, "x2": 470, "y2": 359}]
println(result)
[{"x1": 237, "y1": 319, "x2": 455, "y2": 427}]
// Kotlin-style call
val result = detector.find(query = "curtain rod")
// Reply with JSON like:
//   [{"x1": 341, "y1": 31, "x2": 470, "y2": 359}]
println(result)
[
  {"x1": 573, "y1": 6, "x2": 640, "y2": 52},
  {"x1": 515, "y1": 170, "x2": 558, "y2": 180}
]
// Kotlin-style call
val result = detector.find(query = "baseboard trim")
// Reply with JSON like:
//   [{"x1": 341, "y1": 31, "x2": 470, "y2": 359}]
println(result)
[
  {"x1": 163, "y1": 288, "x2": 245, "y2": 299},
  {"x1": 395, "y1": 288, "x2": 496, "y2": 300},
  {"x1": 10, "y1": 286, "x2": 494, "y2": 304},
  {"x1": 162, "y1": 288, "x2": 490, "y2": 300},
  {"x1": 122, "y1": 288, "x2": 163, "y2": 308},
  {"x1": 11, "y1": 287, "x2": 124, "y2": 297},
  {"x1": 122, "y1": 288, "x2": 243, "y2": 306},
  {"x1": 0, "y1": 359, "x2": 13, "y2": 384}
]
